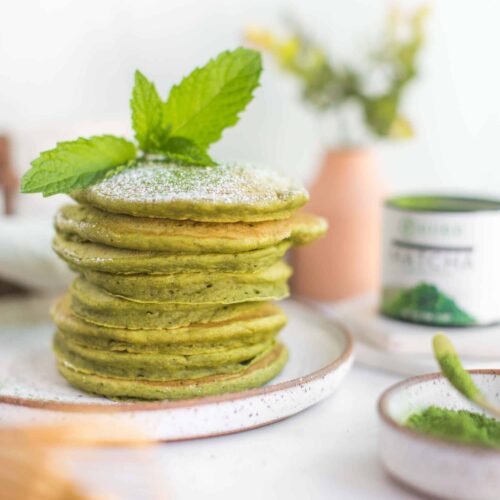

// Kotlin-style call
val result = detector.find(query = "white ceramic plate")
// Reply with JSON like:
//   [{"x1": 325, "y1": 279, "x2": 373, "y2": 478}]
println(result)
[
  {"x1": 0, "y1": 298, "x2": 353, "y2": 441},
  {"x1": 378, "y1": 371, "x2": 500, "y2": 500}
]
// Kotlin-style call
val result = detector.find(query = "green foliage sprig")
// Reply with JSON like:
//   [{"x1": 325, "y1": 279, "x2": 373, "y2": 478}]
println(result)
[
  {"x1": 21, "y1": 48, "x2": 262, "y2": 196},
  {"x1": 247, "y1": 5, "x2": 428, "y2": 143}
]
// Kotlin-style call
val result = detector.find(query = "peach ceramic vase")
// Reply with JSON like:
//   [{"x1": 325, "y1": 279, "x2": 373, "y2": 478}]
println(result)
[{"x1": 291, "y1": 148, "x2": 384, "y2": 301}]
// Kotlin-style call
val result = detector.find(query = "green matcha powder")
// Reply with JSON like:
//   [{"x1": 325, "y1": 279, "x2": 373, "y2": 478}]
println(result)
[{"x1": 406, "y1": 406, "x2": 500, "y2": 448}]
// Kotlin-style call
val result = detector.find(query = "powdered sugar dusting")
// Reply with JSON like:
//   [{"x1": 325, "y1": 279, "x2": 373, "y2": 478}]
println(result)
[{"x1": 87, "y1": 162, "x2": 307, "y2": 206}]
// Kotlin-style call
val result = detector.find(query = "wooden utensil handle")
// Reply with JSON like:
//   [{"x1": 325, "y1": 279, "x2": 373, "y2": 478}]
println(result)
[{"x1": 0, "y1": 135, "x2": 18, "y2": 215}]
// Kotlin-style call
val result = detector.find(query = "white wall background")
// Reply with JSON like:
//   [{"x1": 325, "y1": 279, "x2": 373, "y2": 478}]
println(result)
[{"x1": 1, "y1": 0, "x2": 499, "y2": 214}]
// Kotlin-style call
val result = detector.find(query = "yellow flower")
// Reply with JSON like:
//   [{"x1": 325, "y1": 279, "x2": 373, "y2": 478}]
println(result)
[
  {"x1": 277, "y1": 37, "x2": 300, "y2": 66},
  {"x1": 389, "y1": 115, "x2": 414, "y2": 139},
  {"x1": 245, "y1": 27, "x2": 277, "y2": 50}
]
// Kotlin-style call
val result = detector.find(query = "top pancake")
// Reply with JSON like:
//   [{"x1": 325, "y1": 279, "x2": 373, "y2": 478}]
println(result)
[{"x1": 72, "y1": 162, "x2": 308, "y2": 222}]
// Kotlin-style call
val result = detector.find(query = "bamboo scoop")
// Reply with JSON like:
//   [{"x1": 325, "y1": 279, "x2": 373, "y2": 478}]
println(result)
[{"x1": 433, "y1": 333, "x2": 500, "y2": 419}]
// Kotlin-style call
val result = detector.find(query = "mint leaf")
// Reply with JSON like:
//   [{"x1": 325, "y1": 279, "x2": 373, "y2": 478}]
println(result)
[
  {"x1": 165, "y1": 137, "x2": 217, "y2": 167},
  {"x1": 163, "y1": 48, "x2": 262, "y2": 149},
  {"x1": 131, "y1": 70, "x2": 169, "y2": 152},
  {"x1": 21, "y1": 135, "x2": 136, "y2": 196},
  {"x1": 162, "y1": 137, "x2": 216, "y2": 166}
]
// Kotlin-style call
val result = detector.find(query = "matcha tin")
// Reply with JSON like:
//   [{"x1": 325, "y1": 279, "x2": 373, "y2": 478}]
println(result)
[{"x1": 381, "y1": 195, "x2": 500, "y2": 326}]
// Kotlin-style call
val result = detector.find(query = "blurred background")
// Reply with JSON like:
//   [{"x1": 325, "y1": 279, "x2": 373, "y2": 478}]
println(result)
[
  {"x1": 0, "y1": 0, "x2": 497, "y2": 295},
  {"x1": 2, "y1": 0, "x2": 500, "y2": 210}
]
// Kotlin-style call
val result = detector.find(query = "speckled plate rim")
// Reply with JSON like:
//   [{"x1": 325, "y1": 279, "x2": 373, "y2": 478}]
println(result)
[
  {"x1": 378, "y1": 369, "x2": 500, "y2": 455},
  {"x1": 0, "y1": 311, "x2": 354, "y2": 414}
]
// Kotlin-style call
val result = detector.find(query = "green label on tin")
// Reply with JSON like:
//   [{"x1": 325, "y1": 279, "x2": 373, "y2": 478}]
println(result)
[
  {"x1": 381, "y1": 197, "x2": 500, "y2": 326},
  {"x1": 381, "y1": 283, "x2": 476, "y2": 326}
]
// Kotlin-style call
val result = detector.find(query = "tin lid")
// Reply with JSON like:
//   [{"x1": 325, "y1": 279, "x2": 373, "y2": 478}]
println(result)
[{"x1": 385, "y1": 195, "x2": 500, "y2": 213}]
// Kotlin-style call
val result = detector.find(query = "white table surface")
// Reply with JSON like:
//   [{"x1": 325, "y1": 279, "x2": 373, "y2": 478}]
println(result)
[
  {"x1": 0, "y1": 294, "x2": 423, "y2": 499},
  {"x1": 79, "y1": 365, "x2": 423, "y2": 500}
]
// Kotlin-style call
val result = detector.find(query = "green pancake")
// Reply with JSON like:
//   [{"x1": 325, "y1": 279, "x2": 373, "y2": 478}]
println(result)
[
  {"x1": 57, "y1": 342, "x2": 288, "y2": 400},
  {"x1": 55, "y1": 204, "x2": 327, "y2": 253},
  {"x1": 72, "y1": 162, "x2": 308, "y2": 222},
  {"x1": 70, "y1": 278, "x2": 262, "y2": 329},
  {"x1": 53, "y1": 233, "x2": 291, "y2": 274},
  {"x1": 53, "y1": 296, "x2": 287, "y2": 354},
  {"x1": 77, "y1": 261, "x2": 292, "y2": 304},
  {"x1": 54, "y1": 330, "x2": 275, "y2": 381}
]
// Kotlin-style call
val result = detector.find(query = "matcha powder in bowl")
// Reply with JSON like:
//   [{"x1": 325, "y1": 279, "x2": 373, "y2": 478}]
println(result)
[{"x1": 406, "y1": 406, "x2": 500, "y2": 449}]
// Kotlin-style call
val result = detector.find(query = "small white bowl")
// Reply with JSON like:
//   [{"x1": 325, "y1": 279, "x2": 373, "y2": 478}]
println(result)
[{"x1": 378, "y1": 370, "x2": 500, "y2": 500}]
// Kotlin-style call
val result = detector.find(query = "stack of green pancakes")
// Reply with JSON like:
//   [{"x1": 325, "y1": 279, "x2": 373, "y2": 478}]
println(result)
[{"x1": 51, "y1": 162, "x2": 326, "y2": 400}]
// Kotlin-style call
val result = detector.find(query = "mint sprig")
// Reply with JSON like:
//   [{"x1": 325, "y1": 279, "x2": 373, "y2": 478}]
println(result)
[{"x1": 21, "y1": 47, "x2": 262, "y2": 196}]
